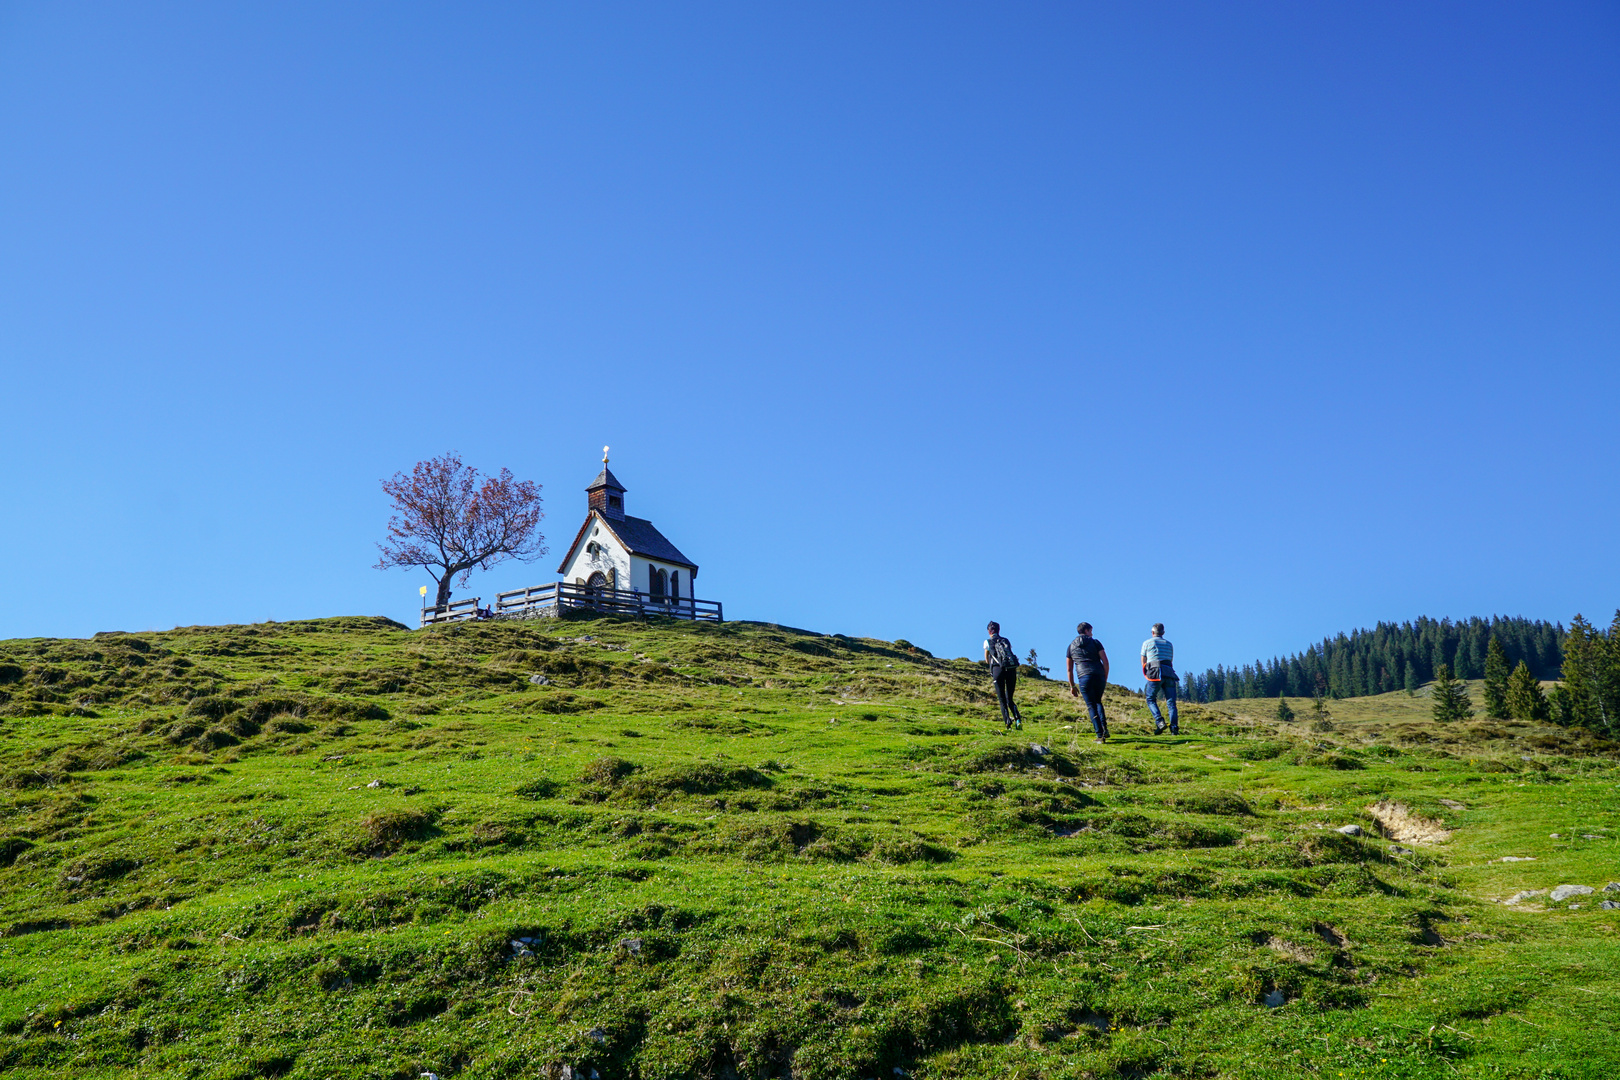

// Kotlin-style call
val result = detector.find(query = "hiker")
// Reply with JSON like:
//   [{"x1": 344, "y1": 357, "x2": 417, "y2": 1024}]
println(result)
[
  {"x1": 982, "y1": 621, "x2": 1023, "y2": 731},
  {"x1": 1141, "y1": 622, "x2": 1179, "y2": 734},
  {"x1": 1066, "y1": 622, "x2": 1110, "y2": 742}
]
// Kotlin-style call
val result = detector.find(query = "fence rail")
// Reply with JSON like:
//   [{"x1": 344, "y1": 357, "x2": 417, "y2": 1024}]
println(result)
[
  {"x1": 421, "y1": 582, "x2": 722, "y2": 627},
  {"x1": 419, "y1": 597, "x2": 483, "y2": 626}
]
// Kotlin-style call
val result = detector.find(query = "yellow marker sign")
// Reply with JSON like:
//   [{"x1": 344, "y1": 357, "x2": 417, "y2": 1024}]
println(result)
[{"x1": 419, "y1": 586, "x2": 428, "y2": 598}]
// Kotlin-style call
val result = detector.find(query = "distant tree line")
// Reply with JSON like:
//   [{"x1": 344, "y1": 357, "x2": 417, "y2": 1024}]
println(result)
[{"x1": 1183, "y1": 616, "x2": 1564, "y2": 704}]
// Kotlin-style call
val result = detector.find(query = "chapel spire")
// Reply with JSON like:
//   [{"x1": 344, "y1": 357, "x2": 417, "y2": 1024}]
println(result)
[{"x1": 586, "y1": 445, "x2": 627, "y2": 520}]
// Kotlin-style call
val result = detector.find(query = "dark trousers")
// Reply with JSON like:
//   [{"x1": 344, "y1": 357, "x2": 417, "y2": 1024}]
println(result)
[
  {"x1": 993, "y1": 668, "x2": 1021, "y2": 726},
  {"x1": 1077, "y1": 670, "x2": 1108, "y2": 736},
  {"x1": 1146, "y1": 679, "x2": 1178, "y2": 731}
]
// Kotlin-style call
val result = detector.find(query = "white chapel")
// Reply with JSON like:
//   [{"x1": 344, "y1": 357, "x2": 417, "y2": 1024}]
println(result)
[{"x1": 554, "y1": 452, "x2": 699, "y2": 607}]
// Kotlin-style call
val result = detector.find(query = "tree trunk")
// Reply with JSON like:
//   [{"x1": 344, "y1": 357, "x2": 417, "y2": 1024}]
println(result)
[{"x1": 435, "y1": 574, "x2": 454, "y2": 611}]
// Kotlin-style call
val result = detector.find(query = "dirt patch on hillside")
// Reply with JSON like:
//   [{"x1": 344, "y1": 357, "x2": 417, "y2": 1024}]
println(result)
[{"x1": 1367, "y1": 800, "x2": 1452, "y2": 845}]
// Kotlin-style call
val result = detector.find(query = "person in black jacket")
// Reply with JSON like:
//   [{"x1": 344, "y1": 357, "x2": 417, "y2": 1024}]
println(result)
[
  {"x1": 982, "y1": 621, "x2": 1023, "y2": 731},
  {"x1": 1066, "y1": 622, "x2": 1111, "y2": 742}
]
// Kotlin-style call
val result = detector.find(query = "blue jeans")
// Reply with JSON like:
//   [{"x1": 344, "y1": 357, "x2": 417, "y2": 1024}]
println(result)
[
  {"x1": 1146, "y1": 679, "x2": 1178, "y2": 731},
  {"x1": 1077, "y1": 670, "x2": 1108, "y2": 737}
]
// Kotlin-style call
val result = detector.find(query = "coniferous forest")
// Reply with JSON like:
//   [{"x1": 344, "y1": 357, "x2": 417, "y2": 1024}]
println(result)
[{"x1": 1186, "y1": 615, "x2": 1564, "y2": 704}]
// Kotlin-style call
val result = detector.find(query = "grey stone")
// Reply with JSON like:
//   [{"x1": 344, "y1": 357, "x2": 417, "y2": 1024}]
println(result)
[
  {"x1": 1582, "y1": 834, "x2": 1604, "y2": 840},
  {"x1": 1390, "y1": 845, "x2": 1415, "y2": 856},
  {"x1": 587, "y1": 1027, "x2": 607, "y2": 1044},
  {"x1": 1568, "y1": 905, "x2": 1583, "y2": 910},
  {"x1": 366, "y1": 779, "x2": 382, "y2": 789},
  {"x1": 1504, "y1": 890, "x2": 1546, "y2": 905},
  {"x1": 529, "y1": 674, "x2": 551, "y2": 685},
  {"x1": 1029, "y1": 744, "x2": 1050, "y2": 755},
  {"x1": 1336, "y1": 825, "x2": 1364, "y2": 837},
  {"x1": 422, "y1": 1074, "x2": 440, "y2": 1080},
  {"x1": 1549, "y1": 833, "x2": 1561, "y2": 839},
  {"x1": 1262, "y1": 989, "x2": 1286, "y2": 1008},
  {"x1": 1438, "y1": 798, "x2": 1466, "y2": 810},
  {"x1": 1550, "y1": 884, "x2": 1594, "y2": 901},
  {"x1": 1604, "y1": 882, "x2": 1620, "y2": 893},
  {"x1": 1499, "y1": 856, "x2": 1536, "y2": 862},
  {"x1": 1602, "y1": 900, "x2": 1619, "y2": 910},
  {"x1": 618, "y1": 936, "x2": 643, "y2": 955}
]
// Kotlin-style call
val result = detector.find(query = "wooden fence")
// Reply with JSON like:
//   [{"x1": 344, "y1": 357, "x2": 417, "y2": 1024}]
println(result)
[{"x1": 421, "y1": 582, "x2": 722, "y2": 627}]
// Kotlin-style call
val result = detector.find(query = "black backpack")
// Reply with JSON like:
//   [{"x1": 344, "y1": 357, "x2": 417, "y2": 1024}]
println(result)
[{"x1": 990, "y1": 636, "x2": 1017, "y2": 671}]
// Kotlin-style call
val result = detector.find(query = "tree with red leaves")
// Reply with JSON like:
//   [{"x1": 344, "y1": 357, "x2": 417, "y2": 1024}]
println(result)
[{"x1": 375, "y1": 453, "x2": 546, "y2": 611}]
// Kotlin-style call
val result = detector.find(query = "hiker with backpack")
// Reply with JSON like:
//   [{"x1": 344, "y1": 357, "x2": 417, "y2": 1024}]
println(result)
[
  {"x1": 983, "y1": 621, "x2": 1023, "y2": 731},
  {"x1": 1066, "y1": 622, "x2": 1110, "y2": 743},
  {"x1": 1141, "y1": 622, "x2": 1179, "y2": 735}
]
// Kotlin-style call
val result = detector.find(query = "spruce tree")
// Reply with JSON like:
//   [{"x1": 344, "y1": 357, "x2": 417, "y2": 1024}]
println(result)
[
  {"x1": 1505, "y1": 661, "x2": 1550, "y2": 722},
  {"x1": 1482, "y1": 636, "x2": 1510, "y2": 719},
  {"x1": 1602, "y1": 610, "x2": 1620, "y2": 734},
  {"x1": 1430, "y1": 663, "x2": 1473, "y2": 723},
  {"x1": 1561, "y1": 616, "x2": 1600, "y2": 730},
  {"x1": 1403, "y1": 660, "x2": 1418, "y2": 694},
  {"x1": 1275, "y1": 694, "x2": 1295, "y2": 722}
]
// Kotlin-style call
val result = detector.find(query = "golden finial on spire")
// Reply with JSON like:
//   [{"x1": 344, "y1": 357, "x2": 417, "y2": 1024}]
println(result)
[{"x1": 602, "y1": 445, "x2": 610, "y2": 465}]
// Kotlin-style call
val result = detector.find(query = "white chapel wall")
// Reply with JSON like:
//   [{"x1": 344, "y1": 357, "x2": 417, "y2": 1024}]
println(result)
[{"x1": 561, "y1": 518, "x2": 630, "y2": 587}]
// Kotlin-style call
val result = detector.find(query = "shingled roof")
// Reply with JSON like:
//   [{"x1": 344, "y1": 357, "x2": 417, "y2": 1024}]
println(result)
[
  {"x1": 586, "y1": 467, "x2": 626, "y2": 493},
  {"x1": 606, "y1": 515, "x2": 696, "y2": 569},
  {"x1": 555, "y1": 510, "x2": 697, "y2": 574}
]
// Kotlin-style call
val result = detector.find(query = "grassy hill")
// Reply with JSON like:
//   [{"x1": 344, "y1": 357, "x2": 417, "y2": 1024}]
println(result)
[{"x1": 0, "y1": 615, "x2": 1616, "y2": 1080}]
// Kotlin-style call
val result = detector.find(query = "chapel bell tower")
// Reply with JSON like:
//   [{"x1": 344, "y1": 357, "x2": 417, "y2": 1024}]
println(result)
[{"x1": 586, "y1": 446, "x2": 627, "y2": 521}]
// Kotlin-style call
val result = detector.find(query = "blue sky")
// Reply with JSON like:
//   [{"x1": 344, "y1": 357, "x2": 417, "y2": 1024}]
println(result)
[{"x1": 2, "y1": 2, "x2": 1617, "y2": 675}]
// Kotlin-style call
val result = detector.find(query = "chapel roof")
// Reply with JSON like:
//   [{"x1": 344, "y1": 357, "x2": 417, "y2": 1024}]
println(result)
[
  {"x1": 586, "y1": 467, "x2": 626, "y2": 493},
  {"x1": 555, "y1": 510, "x2": 697, "y2": 574}
]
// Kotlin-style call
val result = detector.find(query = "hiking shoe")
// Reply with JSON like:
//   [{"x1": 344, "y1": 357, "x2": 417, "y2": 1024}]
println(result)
[{"x1": 1153, "y1": 721, "x2": 1166, "y2": 735}]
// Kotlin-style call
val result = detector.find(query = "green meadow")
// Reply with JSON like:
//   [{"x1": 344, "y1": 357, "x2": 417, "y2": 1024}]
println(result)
[{"x1": 0, "y1": 615, "x2": 1615, "y2": 1080}]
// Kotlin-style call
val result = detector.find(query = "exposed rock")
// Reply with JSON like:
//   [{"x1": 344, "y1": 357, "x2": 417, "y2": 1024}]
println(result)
[
  {"x1": 1262, "y1": 989, "x2": 1286, "y2": 1008},
  {"x1": 366, "y1": 779, "x2": 383, "y2": 789},
  {"x1": 587, "y1": 1027, "x2": 607, "y2": 1044},
  {"x1": 529, "y1": 674, "x2": 551, "y2": 685},
  {"x1": 1367, "y1": 800, "x2": 1452, "y2": 845},
  {"x1": 1499, "y1": 856, "x2": 1536, "y2": 862},
  {"x1": 1390, "y1": 845, "x2": 1415, "y2": 856},
  {"x1": 1602, "y1": 900, "x2": 1618, "y2": 910},
  {"x1": 1336, "y1": 825, "x2": 1364, "y2": 837},
  {"x1": 1029, "y1": 744, "x2": 1050, "y2": 756},
  {"x1": 1550, "y1": 884, "x2": 1594, "y2": 901},
  {"x1": 1438, "y1": 798, "x2": 1466, "y2": 810},
  {"x1": 1581, "y1": 834, "x2": 1604, "y2": 840},
  {"x1": 1604, "y1": 882, "x2": 1620, "y2": 893},
  {"x1": 617, "y1": 936, "x2": 643, "y2": 955},
  {"x1": 1503, "y1": 890, "x2": 1546, "y2": 905}
]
